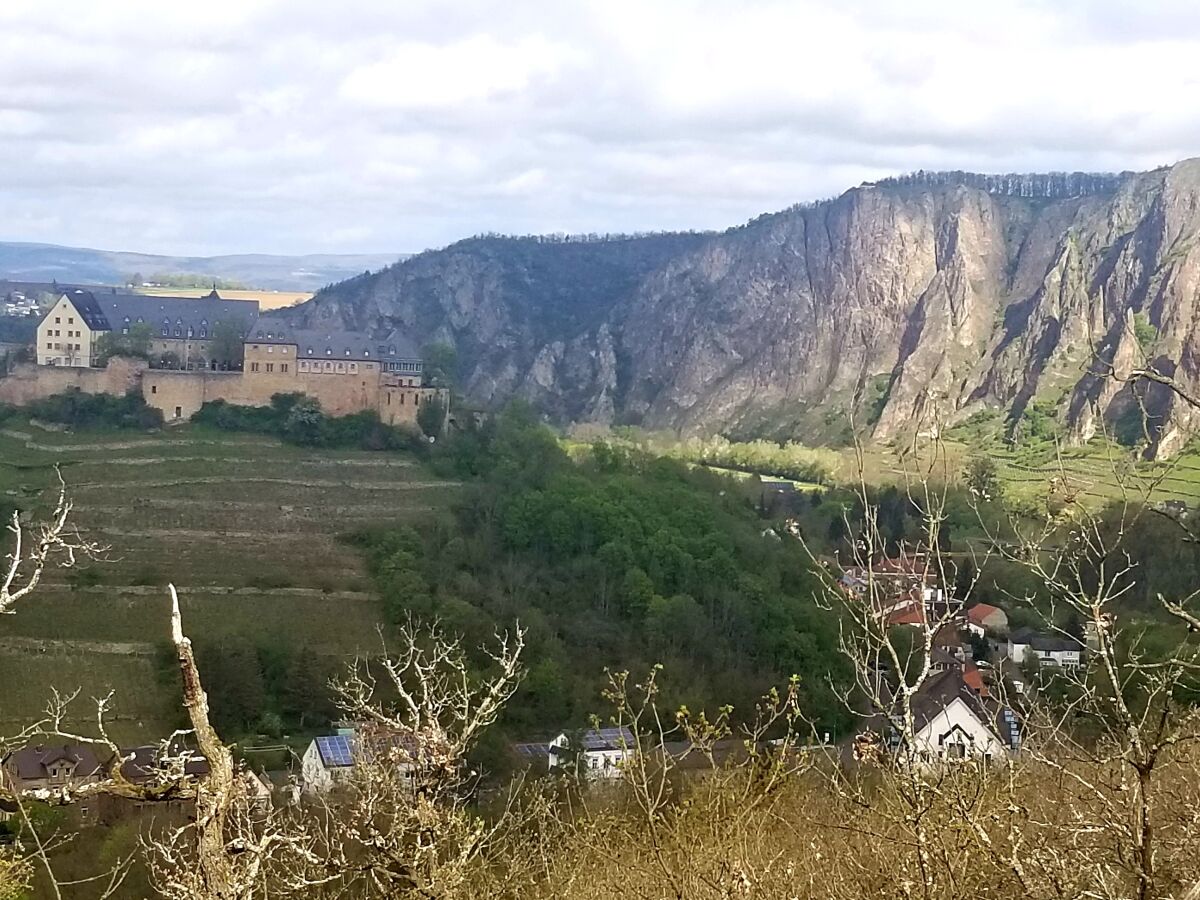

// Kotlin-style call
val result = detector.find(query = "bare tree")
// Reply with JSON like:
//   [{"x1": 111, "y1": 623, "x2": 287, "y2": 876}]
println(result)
[
  {"x1": 298, "y1": 617, "x2": 528, "y2": 897},
  {"x1": 1, "y1": 470, "x2": 103, "y2": 617}
]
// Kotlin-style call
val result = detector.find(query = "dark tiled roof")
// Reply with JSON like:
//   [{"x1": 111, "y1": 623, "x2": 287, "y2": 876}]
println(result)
[
  {"x1": 3, "y1": 743, "x2": 105, "y2": 781},
  {"x1": 118, "y1": 744, "x2": 210, "y2": 784},
  {"x1": 62, "y1": 290, "x2": 111, "y2": 331},
  {"x1": 61, "y1": 289, "x2": 259, "y2": 335},
  {"x1": 908, "y1": 669, "x2": 990, "y2": 735},
  {"x1": 1010, "y1": 628, "x2": 1079, "y2": 653},
  {"x1": 247, "y1": 322, "x2": 420, "y2": 363}
]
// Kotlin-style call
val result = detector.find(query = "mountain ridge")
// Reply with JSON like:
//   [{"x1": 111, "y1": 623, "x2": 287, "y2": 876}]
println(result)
[
  {"x1": 282, "y1": 159, "x2": 1200, "y2": 458},
  {"x1": 0, "y1": 241, "x2": 405, "y2": 292}
]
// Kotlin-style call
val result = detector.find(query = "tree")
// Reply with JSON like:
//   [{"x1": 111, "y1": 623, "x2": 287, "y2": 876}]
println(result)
[
  {"x1": 964, "y1": 453, "x2": 1001, "y2": 501},
  {"x1": 421, "y1": 342, "x2": 458, "y2": 388},
  {"x1": 209, "y1": 320, "x2": 244, "y2": 370},
  {"x1": 416, "y1": 394, "x2": 447, "y2": 440}
]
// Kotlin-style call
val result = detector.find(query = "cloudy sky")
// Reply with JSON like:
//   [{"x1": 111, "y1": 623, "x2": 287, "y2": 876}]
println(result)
[{"x1": 2, "y1": 0, "x2": 1199, "y2": 256}]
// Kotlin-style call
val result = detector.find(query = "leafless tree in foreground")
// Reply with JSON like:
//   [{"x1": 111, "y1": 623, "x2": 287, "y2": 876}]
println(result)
[
  {"x1": 292, "y1": 618, "x2": 528, "y2": 897},
  {"x1": 1, "y1": 468, "x2": 104, "y2": 617}
]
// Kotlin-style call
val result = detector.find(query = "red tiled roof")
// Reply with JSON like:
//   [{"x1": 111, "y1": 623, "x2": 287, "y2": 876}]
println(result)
[
  {"x1": 887, "y1": 607, "x2": 926, "y2": 627},
  {"x1": 963, "y1": 663, "x2": 988, "y2": 697},
  {"x1": 967, "y1": 603, "x2": 1003, "y2": 625}
]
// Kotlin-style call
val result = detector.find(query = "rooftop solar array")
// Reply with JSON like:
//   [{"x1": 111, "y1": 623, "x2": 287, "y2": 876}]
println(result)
[
  {"x1": 315, "y1": 734, "x2": 354, "y2": 767},
  {"x1": 512, "y1": 743, "x2": 551, "y2": 760},
  {"x1": 580, "y1": 727, "x2": 635, "y2": 751}
]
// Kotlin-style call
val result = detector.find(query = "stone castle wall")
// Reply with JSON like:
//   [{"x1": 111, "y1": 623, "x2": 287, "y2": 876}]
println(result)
[
  {"x1": 0, "y1": 358, "x2": 445, "y2": 430},
  {"x1": 0, "y1": 357, "x2": 146, "y2": 406}
]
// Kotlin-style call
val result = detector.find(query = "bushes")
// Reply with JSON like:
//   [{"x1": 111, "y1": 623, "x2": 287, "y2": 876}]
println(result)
[
  {"x1": 193, "y1": 393, "x2": 426, "y2": 452},
  {"x1": 24, "y1": 388, "x2": 163, "y2": 430}
]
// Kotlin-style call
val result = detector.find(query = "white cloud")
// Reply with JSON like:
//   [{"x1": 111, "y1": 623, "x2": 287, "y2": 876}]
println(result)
[{"x1": 0, "y1": 0, "x2": 1197, "y2": 256}]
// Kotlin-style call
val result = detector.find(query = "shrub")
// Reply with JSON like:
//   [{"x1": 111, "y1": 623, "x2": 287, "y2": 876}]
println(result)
[{"x1": 24, "y1": 388, "x2": 163, "y2": 430}]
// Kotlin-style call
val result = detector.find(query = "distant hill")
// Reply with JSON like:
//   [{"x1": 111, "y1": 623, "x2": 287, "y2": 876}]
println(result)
[{"x1": 0, "y1": 242, "x2": 405, "y2": 291}]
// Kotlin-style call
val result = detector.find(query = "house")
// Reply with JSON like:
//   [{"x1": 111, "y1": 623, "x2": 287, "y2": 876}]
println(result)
[
  {"x1": 965, "y1": 603, "x2": 1009, "y2": 636},
  {"x1": 300, "y1": 728, "x2": 421, "y2": 794},
  {"x1": 244, "y1": 323, "x2": 423, "y2": 385},
  {"x1": 888, "y1": 669, "x2": 1015, "y2": 765},
  {"x1": 300, "y1": 733, "x2": 357, "y2": 794},
  {"x1": 1007, "y1": 628, "x2": 1083, "y2": 668},
  {"x1": 1, "y1": 742, "x2": 106, "y2": 794},
  {"x1": 36, "y1": 289, "x2": 258, "y2": 369},
  {"x1": 548, "y1": 727, "x2": 635, "y2": 778}
]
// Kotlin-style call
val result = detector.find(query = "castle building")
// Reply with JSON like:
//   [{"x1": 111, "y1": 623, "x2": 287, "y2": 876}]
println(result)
[
  {"x1": 37, "y1": 289, "x2": 258, "y2": 369},
  {"x1": 17, "y1": 290, "x2": 445, "y2": 430}
]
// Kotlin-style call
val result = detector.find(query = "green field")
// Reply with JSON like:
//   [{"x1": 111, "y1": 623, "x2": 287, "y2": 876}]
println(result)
[
  {"x1": 0, "y1": 422, "x2": 458, "y2": 744},
  {"x1": 835, "y1": 433, "x2": 1200, "y2": 508}
]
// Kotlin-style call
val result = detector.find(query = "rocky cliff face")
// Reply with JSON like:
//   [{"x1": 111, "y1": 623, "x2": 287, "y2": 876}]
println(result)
[{"x1": 290, "y1": 159, "x2": 1200, "y2": 456}]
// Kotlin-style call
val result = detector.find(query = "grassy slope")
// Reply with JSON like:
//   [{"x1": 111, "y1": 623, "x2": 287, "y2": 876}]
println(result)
[{"x1": 0, "y1": 421, "x2": 457, "y2": 744}]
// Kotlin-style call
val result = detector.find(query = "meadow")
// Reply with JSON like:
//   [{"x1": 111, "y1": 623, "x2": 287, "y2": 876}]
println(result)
[{"x1": 0, "y1": 420, "x2": 457, "y2": 744}]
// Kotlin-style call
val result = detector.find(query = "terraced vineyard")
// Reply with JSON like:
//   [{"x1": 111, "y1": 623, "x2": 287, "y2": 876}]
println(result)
[{"x1": 0, "y1": 421, "x2": 458, "y2": 743}]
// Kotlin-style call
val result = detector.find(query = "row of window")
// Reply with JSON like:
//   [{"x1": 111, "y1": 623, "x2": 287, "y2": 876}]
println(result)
[
  {"x1": 53, "y1": 315, "x2": 75, "y2": 325},
  {"x1": 45, "y1": 342, "x2": 82, "y2": 351},
  {"x1": 296, "y1": 360, "x2": 363, "y2": 374},
  {"x1": 248, "y1": 362, "x2": 290, "y2": 373},
  {"x1": 48, "y1": 329, "x2": 81, "y2": 338},
  {"x1": 384, "y1": 391, "x2": 421, "y2": 406},
  {"x1": 386, "y1": 361, "x2": 421, "y2": 373}
]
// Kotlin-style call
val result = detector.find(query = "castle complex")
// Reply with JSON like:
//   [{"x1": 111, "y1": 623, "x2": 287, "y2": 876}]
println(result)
[{"x1": 3, "y1": 288, "x2": 444, "y2": 428}]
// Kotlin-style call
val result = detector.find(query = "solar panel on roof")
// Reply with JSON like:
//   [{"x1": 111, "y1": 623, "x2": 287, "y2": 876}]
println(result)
[{"x1": 316, "y1": 735, "x2": 354, "y2": 767}]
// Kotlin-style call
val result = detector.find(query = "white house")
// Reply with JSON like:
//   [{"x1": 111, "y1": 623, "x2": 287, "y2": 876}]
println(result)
[
  {"x1": 547, "y1": 727, "x2": 635, "y2": 779},
  {"x1": 887, "y1": 669, "x2": 1016, "y2": 767},
  {"x1": 1008, "y1": 628, "x2": 1082, "y2": 668},
  {"x1": 300, "y1": 733, "x2": 356, "y2": 794}
]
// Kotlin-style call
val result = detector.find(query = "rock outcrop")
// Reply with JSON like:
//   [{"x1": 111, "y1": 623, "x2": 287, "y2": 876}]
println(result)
[{"x1": 289, "y1": 159, "x2": 1200, "y2": 457}]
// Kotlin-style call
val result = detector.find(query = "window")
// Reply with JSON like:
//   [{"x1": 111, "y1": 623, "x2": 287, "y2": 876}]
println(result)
[
  {"x1": 68, "y1": 317, "x2": 74, "y2": 324},
  {"x1": 46, "y1": 342, "x2": 52, "y2": 349},
  {"x1": 250, "y1": 362, "x2": 260, "y2": 372},
  {"x1": 326, "y1": 348, "x2": 332, "y2": 355},
  {"x1": 281, "y1": 346, "x2": 288, "y2": 354},
  {"x1": 281, "y1": 363, "x2": 288, "y2": 373},
  {"x1": 174, "y1": 328, "x2": 182, "y2": 337},
  {"x1": 349, "y1": 363, "x2": 357, "y2": 372},
  {"x1": 307, "y1": 347, "x2": 313, "y2": 355},
  {"x1": 266, "y1": 363, "x2": 274, "y2": 373},
  {"x1": 345, "y1": 349, "x2": 351, "y2": 356},
  {"x1": 267, "y1": 346, "x2": 273, "y2": 353},
  {"x1": 335, "y1": 362, "x2": 345, "y2": 373},
  {"x1": 175, "y1": 406, "x2": 182, "y2": 418},
  {"x1": 199, "y1": 328, "x2": 207, "y2": 338},
  {"x1": 151, "y1": 385, "x2": 157, "y2": 394},
  {"x1": 54, "y1": 317, "x2": 60, "y2": 324},
  {"x1": 325, "y1": 361, "x2": 333, "y2": 372}
]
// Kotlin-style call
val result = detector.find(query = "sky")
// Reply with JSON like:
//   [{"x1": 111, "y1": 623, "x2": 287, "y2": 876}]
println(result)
[{"x1": 2, "y1": 0, "x2": 1200, "y2": 257}]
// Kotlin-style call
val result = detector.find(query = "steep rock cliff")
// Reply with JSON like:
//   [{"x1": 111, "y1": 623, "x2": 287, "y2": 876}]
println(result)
[{"x1": 290, "y1": 159, "x2": 1200, "y2": 457}]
